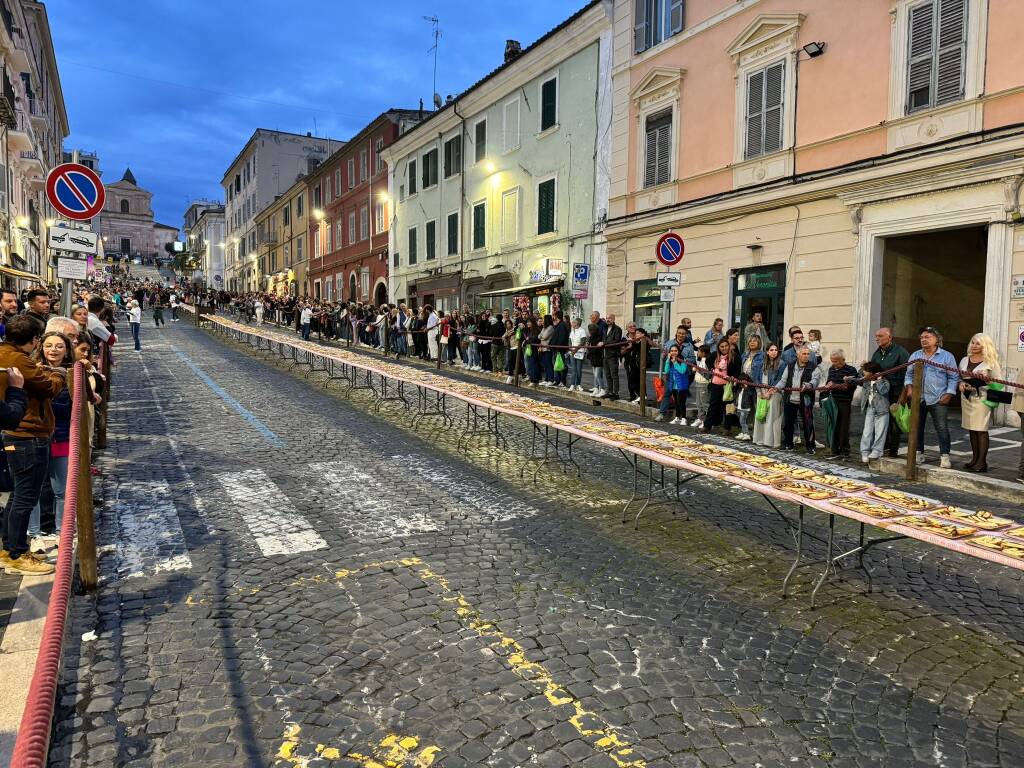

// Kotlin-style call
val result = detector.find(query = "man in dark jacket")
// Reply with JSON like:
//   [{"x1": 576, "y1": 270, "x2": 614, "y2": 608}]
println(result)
[
  {"x1": 0, "y1": 315, "x2": 64, "y2": 574},
  {"x1": 868, "y1": 326, "x2": 910, "y2": 457},
  {"x1": 823, "y1": 349, "x2": 858, "y2": 460},
  {"x1": 549, "y1": 311, "x2": 571, "y2": 387},
  {"x1": 624, "y1": 322, "x2": 648, "y2": 404},
  {"x1": 602, "y1": 313, "x2": 623, "y2": 400},
  {"x1": 23, "y1": 288, "x2": 51, "y2": 326}
]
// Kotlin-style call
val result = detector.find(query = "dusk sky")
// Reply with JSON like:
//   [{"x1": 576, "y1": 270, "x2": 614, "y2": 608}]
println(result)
[{"x1": 47, "y1": 1, "x2": 583, "y2": 231}]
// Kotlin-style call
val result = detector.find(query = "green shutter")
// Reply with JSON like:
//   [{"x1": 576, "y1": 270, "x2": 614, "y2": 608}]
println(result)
[
  {"x1": 473, "y1": 204, "x2": 486, "y2": 249},
  {"x1": 537, "y1": 179, "x2": 555, "y2": 234},
  {"x1": 541, "y1": 79, "x2": 557, "y2": 131}
]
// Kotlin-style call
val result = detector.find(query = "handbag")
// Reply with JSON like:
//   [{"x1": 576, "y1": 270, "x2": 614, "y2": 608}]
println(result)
[
  {"x1": 524, "y1": 343, "x2": 533, "y2": 358},
  {"x1": 653, "y1": 376, "x2": 666, "y2": 402},
  {"x1": 852, "y1": 385, "x2": 864, "y2": 408},
  {"x1": 439, "y1": 335, "x2": 449, "y2": 346},
  {"x1": 983, "y1": 382, "x2": 1012, "y2": 408},
  {"x1": 755, "y1": 397, "x2": 770, "y2": 422}
]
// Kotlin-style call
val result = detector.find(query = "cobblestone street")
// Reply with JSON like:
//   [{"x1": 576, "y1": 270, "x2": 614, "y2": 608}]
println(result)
[{"x1": 49, "y1": 320, "x2": 1024, "y2": 768}]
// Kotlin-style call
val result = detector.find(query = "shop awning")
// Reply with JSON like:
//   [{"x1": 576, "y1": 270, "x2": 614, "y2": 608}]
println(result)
[
  {"x1": 0, "y1": 264, "x2": 43, "y2": 282},
  {"x1": 479, "y1": 278, "x2": 563, "y2": 298}
]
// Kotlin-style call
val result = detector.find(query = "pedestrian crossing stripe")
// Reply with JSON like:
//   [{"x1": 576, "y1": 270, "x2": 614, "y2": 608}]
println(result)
[
  {"x1": 112, "y1": 480, "x2": 192, "y2": 578},
  {"x1": 216, "y1": 469, "x2": 327, "y2": 556}
]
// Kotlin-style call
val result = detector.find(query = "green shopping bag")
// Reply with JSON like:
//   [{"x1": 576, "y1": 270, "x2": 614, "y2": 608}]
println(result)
[
  {"x1": 723, "y1": 381, "x2": 734, "y2": 402},
  {"x1": 982, "y1": 381, "x2": 1012, "y2": 408},
  {"x1": 524, "y1": 343, "x2": 533, "y2": 358},
  {"x1": 553, "y1": 353, "x2": 565, "y2": 372},
  {"x1": 889, "y1": 402, "x2": 912, "y2": 433},
  {"x1": 755, "y1": 397, "x2": 770, "y2": 422}
]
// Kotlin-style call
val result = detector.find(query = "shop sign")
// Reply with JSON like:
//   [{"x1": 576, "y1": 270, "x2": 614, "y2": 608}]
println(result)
[
  {"x1": 545, "y1": 258, "x2": 563, "y2": 276},
  {"x1": 513, "y1": 295, "x2": 530, "y2": 313},
  {"x1": 529, "y1": 270, "x2": 546, "y2": 282},
  {"x1": 660, "y1": 288, "x2": 675, "y2": 303},
  {"x1": 571, "y1": 264, "x2": 590, "y2": 299},
  {"x1": 1012, "y1": 274, "x2": 1024, "y2": 299}
]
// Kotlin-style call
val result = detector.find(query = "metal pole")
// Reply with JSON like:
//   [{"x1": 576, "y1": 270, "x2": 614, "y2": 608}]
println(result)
[
  {"x1": 74, "y1": 367, "x2": 97, "y2": 590},
  {"x1": 905, "y1": 361, "x2": 924, "y2": 481},
  {"x1": 639, "y1": 337, "x2": 648, "y2": 418}
]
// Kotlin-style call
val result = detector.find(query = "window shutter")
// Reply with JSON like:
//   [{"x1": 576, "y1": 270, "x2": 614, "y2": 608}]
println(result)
[
  {"x1": 408, "y1": 159, "x2": 417, "y2": 194},
  {"x1": 475, "y1": 122, "x2": 486, "y2": 162},
  {"x1": 634, "y1": 0, "x2": 649, "y2": 53},
  {"x1": 935, "y1": 0, "x2": 967, "y2": 105},
  {"x1": 541, "y1": 79, "x2": 557, "y2": 131},
  {"x1": 763, "y1": 61, "x2": 785, "y2": 154},
  {"x1": 537, "y1": 179, "x2": 555, "y2": 234},
  {"x1": 426, "y1": 221, "x2": 436, "y2": 260},
  {"x1": 473, "y1": 204, "x2": 486, "y2": 249},
  {"x1": 644, "y1": 127, "x2": 658, "y2": 188},
  {"x1": 408, "y1": 228, "x2": 417, "y2": 264},
  {"x1": 644, "y1": 111, "x2": 672, "y2": 188},
  {"x1": 745, "y1": 70, "x2": 764, "y2": 159},
  {"x1": 503, "y1": 101, "x2": 520, "y2": 151},
  {"x1": 447, "y1": 212, "x2": 459, "y2": 254},
  {"x1": 669, "y1": 0, "x2": 684, "y2": 36},
  {"x1": 906, "y1": 1, "x2": 936, "y2": 112}
]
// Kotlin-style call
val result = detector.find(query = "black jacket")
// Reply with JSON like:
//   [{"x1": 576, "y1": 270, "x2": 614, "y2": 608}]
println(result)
[
  {"x1": 825, "y1": 364, "x2": 858, "y2": 402},
  {"x1": 0, "y1": 386, "x2": 27, "y2": 430},
  {"x1": 603, "y1": 323, "x2": 623, "y2": 359},
  {"x1": 549, "y1": 321, "x2": 570, "y2": 350}
]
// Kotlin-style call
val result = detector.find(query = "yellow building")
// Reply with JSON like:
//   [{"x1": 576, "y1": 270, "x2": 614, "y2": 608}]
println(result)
[{"x1": 254, "y1": 177, "x2": 309, "y2": 296}]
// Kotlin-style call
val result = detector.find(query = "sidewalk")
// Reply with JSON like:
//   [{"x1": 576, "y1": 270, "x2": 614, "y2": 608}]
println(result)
[{"x1": 233, "y1": 312, "x2": 1024, "y2": 499}]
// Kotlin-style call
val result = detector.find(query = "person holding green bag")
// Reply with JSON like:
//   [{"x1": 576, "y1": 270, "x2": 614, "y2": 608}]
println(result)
[
  {"x1": 753, "y1": 343, "x2": 784, "y2": 448},
  {"x1": 654, "y1": 345, "x2": 690, "y2": 423},
  {"x1": 702, "y1": 338, "x2": 742, "y2": 435},
  {"x1": 524, "y1": 319, "x2": 542, "y2": 386},
  {"x1": 958, "y1": 333, "x2": 1002, "y2": 472}
]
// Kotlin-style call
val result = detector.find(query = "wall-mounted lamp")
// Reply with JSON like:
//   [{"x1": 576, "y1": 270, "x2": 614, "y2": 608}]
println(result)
[{"x1": 802, "y1": 42, "x2": 826, "y2": 58}]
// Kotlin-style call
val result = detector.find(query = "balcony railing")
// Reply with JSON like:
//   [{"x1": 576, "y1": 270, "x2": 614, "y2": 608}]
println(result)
[
  {"x1": 0, "y1": 70, "x2": 14, "y2": 129},
  {"x1": 260, "y1": 232, "x2": 278, "y2": 245},
  {"x1": 27, "y1": 97, "x2": 45, "y2": 122}
]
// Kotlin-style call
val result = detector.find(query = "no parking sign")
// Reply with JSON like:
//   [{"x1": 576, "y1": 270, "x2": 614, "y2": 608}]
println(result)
[
  {"x1": 1018, "y1": 324, "x2": 1024, "y2": 352},
  {"x1": 655, "y1": 232, "x2": 684, "y2": 266}
]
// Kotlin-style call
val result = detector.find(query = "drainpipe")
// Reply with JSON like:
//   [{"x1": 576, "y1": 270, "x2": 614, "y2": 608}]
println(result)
[{"x1": 452, "y1": 99, "x2": 466, "y2": 308}]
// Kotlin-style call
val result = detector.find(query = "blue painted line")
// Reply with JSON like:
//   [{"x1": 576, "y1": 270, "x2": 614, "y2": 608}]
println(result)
[{"x1": 171, "y1": 346, "x2": 285, "y2": 448}]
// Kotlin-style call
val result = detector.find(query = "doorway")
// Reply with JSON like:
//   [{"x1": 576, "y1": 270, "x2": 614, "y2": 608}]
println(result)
[
  {"x1": 880, "y1": 226, "x2": 986, "y2": 359},
  {"x1": 731, "y1": 265, "x2": 786, "y2": 346},
  {"x1": 374, "y1": 282, "x2": 387, "y2": 306}
]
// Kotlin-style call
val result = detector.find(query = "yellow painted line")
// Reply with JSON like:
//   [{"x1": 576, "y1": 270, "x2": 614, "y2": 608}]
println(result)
[{"x1": 277, "y1": 724, "x2": 439, "y2": 767}]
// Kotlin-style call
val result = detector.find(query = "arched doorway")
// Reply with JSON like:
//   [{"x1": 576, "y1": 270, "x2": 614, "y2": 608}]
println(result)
[
  {"x1": 374, "y1": 281, "x2": 387, "y2": 307},
  {"x1": 349, "y1": 273, "x2": 357, "y2": 303}
]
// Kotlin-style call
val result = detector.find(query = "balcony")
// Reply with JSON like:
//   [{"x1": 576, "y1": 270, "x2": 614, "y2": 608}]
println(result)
[
  {"x1": 260, "y1": 231, "x2": 278, "y2": 245},
  {"x1": 18, "y1": 149, "x2": 43, "y2": 175},
  {"x1": 0, "y1": 71, "x2": 14, "y2": 129},
  {"x1": 7, "y1": 109, "x2": 32, "y2": 152},
  {"x1": 7, "y1": 29, "x2": 29, "y2": 72},
  {"x1": 27, "y1": 97, "x2": 45, "y2": 128}
]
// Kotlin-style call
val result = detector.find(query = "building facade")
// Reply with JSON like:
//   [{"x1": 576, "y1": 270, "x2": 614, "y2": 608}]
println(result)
[
  {"x1": 183, "y1": 199, "x2": 225, "y2": 291},
  {"x1": 254, "y1": 177, "x2": 308, "y2": 297},
  {"x1": 384, "y1": 1, "x2": 612, "y2": 317},
  {"x1": 306, "y1": 109, "x2": 420, "y2": 306},
  {"x1": 0, "y1": 0, "x2": 69, "y2": 287},
  {"x1": 221, "y1": 129, "x2": 341, "y2": 293},
  {"x1": 606, "y1": 0, "x2": 1024, "y2": 397},
  {"x1": 96, "y1": 168, "x2": 177, "y2": 261}
]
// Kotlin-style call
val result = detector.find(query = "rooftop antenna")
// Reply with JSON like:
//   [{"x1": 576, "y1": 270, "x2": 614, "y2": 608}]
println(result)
[{"x1": 424, "y1": 15, "x2": 441, "y2": 108}]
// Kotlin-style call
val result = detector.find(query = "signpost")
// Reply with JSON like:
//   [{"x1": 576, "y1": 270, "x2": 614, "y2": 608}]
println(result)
[
  {"x1": 656, "y1": 272, "x2": 681, "y2": 288},
  {"x1": 571, "y1": 263, "x2": 590, "y2": 299},
  {"x1": 654, "y1": 232, "x2": 685, "y2": 347},
  {"x1": 48, "y1": 226, "x2": 98, "y2": 255},
  {"x1": 57, "y1": 257, "x2": 88, "y2": 281},
  {"x1": 655, "y1": 232, "x2": 684, "y2": 267},
  {"x1": 46, "y1": 162, "x2": 105, "y2": 314}
]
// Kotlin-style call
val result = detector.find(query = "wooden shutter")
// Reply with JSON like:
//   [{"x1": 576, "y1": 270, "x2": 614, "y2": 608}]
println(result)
[
  {"x1": 473, "y1": 204, "x2": 486, "y2": 249},
  {"x1": 475, "y1": 121, "x2": 486, "y2": 162},
  {"x1": 935, "y1": 0, "x2": 967, "y2": 105},
  {"x1": 644, "y1": 110, "x2": 671, "y2": 188},
  {"x1": 503, "y1": 101, "x2": 519, "y2": 152},
  {"x1": 763, "y1": 61, "x2": 785, "y2": 154},
  {"x1": 906, "y1": 1, "x2": 936, "y2": 112},
  {"x1": 408, "y1": 159, "x2": 417, "y2": 195},
  {"x1": 634, "y1": 0, "x2": 649, "y2": 53},
  {"x1": 408, "y1": 228, "x2": 417, "y2": 264},
  {"x1": 537, "y1": 180, "x2": 555, "y2": 234},
  {"x1": 541, "y1": 79, "x2": 557, "y2": 131},
  {"x1": 669, "y1": 0, "x2": 685, "y2": 36},
  {"x1": 426, "y1": 221, "x2": 436, "y2": 259},
  {"x1": 745, "y1": 70, "x2": 764, "y2": 159},
  {"x1": 447, "y1": 212, "x2": 458, "y2": 254}
]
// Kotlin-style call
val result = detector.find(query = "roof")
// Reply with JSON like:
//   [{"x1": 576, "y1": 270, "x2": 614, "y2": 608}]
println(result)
[
  {"x1": 305, "y1": 108, "x2": 422, "y2": 182},
  {"x1": 220, "y1": 128, "x2": 344, "y2": 185},
  {"x1": 154, "y1": 222, "x2": 179, "y2": 231},
  {"x1": 122, "y1": 167, "x2": 137, "y2": 185},
  {"x1": 394, "y1": 0, "x2": 601, "y2": 143}
]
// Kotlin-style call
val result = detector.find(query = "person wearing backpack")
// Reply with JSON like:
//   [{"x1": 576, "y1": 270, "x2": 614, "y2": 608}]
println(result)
[{"x1": 654, "y1": 345, "x2": 690, "y2": 424}]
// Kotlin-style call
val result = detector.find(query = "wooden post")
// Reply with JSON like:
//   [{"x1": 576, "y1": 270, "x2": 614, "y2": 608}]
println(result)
[
  {"x1": 383, "y1": 322, "x2": 391, "y2": 358},
  {"x1": 75, "y1": 367, "x2": 97, "y2": 590},
  {"x1": 514, "y1": 338, "x2": 524, "y2": 388},
  {"x1": 436, "y1": 334, "x2": 442, "y2": 370},
  {"x1": 94, "y1": 344, "x2": 110, "y2": 450},
  {"x1": 905, "y1": 360, "x2": 924, "y2": 481},
  {"x1": 639, "y1": 337, "x2": 648, "y2": 418}
]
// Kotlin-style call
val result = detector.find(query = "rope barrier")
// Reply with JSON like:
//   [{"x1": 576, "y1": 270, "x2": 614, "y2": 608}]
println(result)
[{"x1": 10, "y1": 363, "x2": 86, "y2": 768}]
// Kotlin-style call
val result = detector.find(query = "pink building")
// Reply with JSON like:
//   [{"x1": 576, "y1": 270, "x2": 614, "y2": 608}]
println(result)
[{"x1": 606, "y1": 0, "x2": 1024, "y2": 383}]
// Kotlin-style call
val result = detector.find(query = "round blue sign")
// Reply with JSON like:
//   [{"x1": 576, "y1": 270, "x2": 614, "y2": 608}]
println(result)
[{"x1": 656, "y1": 232, "x2": 685, "y2": 266}]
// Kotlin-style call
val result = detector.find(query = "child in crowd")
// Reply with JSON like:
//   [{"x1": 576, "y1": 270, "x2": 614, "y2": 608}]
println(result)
[
  {"x1": 856, "y1": 361, "x2": 891, "y2": 463},
  {"x1": 690, "y1": 344, "x2": 710, "y2": 429}
]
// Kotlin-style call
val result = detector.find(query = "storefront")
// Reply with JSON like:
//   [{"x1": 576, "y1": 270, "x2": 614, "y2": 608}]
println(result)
[
  {"x1": 479, "y1": 277, "x2": 564, "y2": 316},
  {"x1": 408, "y1": 272, "x2": 461, "y2": 311},
  {"x1": 730, "y1": 265, "x2": 786, "y2": 347}
]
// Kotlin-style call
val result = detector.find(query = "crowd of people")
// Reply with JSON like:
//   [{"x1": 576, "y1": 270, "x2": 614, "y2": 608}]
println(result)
[
  {"x1": 0, "y1": 283, "x2": 122, "y2": 575},
  {"x1": 215, "y1": 291, "x2": 1024, "y2": 483}
]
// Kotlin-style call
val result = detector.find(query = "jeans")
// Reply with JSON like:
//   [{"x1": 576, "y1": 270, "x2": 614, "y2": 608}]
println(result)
[
  {"x1": 301, "y1": 322, "x2": 311, "y2": 340},
  {"x1": 592, "y1": 365, "x2": 607, "y2": 392},
  {"x1": 782, "y1": 399, "x2": 816, "y2": 451},
  {"x1": 692, "y1": 382, "x2": 709, "y2": 420},
  {"x1": 540, "y1": 350, "x2": 554, "y2": 382},
  {"x1": 171, "y1": 306, "x2": 178, "y2": 320},
  {"x1": 131, "y1": 322, "x2": 141, "y2": 350},
  {"x1": 659, "y1": 389, "x2": 688, "y2": 418},
  {"x1": 468, "y1": 344, "x2": 480, "y2": 368},
  {"x1": 603, "y1": 356, "x2": 620, "y2": 397},
  {"x1": 917, "y1": 401, "x2": 951, "y2": 456},
  {"x1": 394, "y1": 333, "x2": 408, "y2": 356},
  {"x1": 861, "y1": 410, "x2": 889, "y2": 458},
  {"x1": 526, "y1": 353, "x2": 540, "y2": 383},
  {"x1": 2, "y1": 436, "x2": 50, "y2": 558},
  {"x1": 569, "y1": 357, "x2": 584, "y2": 388},
  {"x1": 29, "y1": 454, "x2": 68, "y2": 536}
]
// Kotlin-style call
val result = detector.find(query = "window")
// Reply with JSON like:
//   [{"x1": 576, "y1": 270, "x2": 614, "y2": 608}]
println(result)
[
  {"x1": 408, "y1": 159, "x2": 417, "y2": 195},
  {"x1": 374, "y1": 138, "x2": 384, "y2": 172},
  {"x1": 375, "y1": 201, "x2": 385, "y2": 234},
  {"x1": 744, "y1": 61, "x2": 785, "y2": 159},
  {"x1": 314, "y1": 228, "x2": 322, "y2": 258},
  {"x1": 644, "y1": 110, "x2": 672, "y2": 187},
  {"x1": 335, "y1": 220, "x2": 343, "y2": 250},
  {"x1": 296, "y1": 194, "x2": 303, "y2": 217},
  {"x1": 422, "y1": 148, "x2": 438, "y2": 188},
  {"x1": 634, "y1": 0, "x2": 684, "y2": 54},
  {"x1": 120, "y1": 199, "x2": 129, "y2": 213},
  {"x1": 296, "y1": 236, "x2": 303, "y2": 262},
  {"x1": 360, "y1": 205, "x2": 368, "y2": 240},
  {"x1": 503, "y1": 99, "x2": 520, "y2": 152},
  {"x1": 443, "y1": 135, "x2": 462, "y2": 178},
  {"x1": 270, "y1": 251, "x2": 277, "y2": 272},
  {"x1": 348, "y1": 211, "x2": 356, "y2": 244},
  {"x1": 325, "y1": 176, "x2": 332, "y2": 203},
  {"x1": 425, "y1": 220, "x2": 436, "y2": 260},
  {"x1": 283, "y1": 203, "x2": 290, "y2": 226},
  {"x1": 537, "y1": 178, "x2": 556, "y2": 235},
  {"x1": 348, "y1": 158, "x2": 356, "y2": 189},
  {"x1": 906, "y1": 0, "x2": 967, "y2": 113},
  {"x1": 540, "y1": 77, "x2": 558, "y2": 131},
  {"x1": 446, "y1": 211, "x2": 459, "y2": 255},
  {"x1": 360, "y1": 149, "x2": 368, "y2": 181},
  {"x1": 474, "y1": 120, "x2": 486, "y2": 163},
  {"x1": 408, "y1": 226, "x2": 418, "y2": 265},
  {"x1": 332, "y1": 170, "x2": 340, "y2": 198},
  {"x1": 472, "y1": 202, "x2": 486, "y2": 250},
  {"x1": 501, "y1": 188, "x2": 519, "y2": 245}
]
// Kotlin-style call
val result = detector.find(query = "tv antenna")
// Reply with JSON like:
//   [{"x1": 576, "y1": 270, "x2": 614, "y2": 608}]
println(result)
[{"x1": 424, "y1": 15, "x2": 441, "y2": 108}]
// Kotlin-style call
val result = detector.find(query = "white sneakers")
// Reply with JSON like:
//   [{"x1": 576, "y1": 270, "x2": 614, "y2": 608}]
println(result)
[
  {"x1": 691, "y1": 419, "x2": 703, "y2": 430},
  {"x1": 654, "y1": 413, "x2": 665, "y2": 421},
  {"x1": 939, "y1": 455, "x2": 951, "y2": 469},
  {"x1": 630, "y1": 397, "x2": 641, "y2": 404},
  {"x1": 862, "y1": 453, "x2": 870, "y2": 463},
  {"x1": 678, "y1": 417, "x2": 688, "y2": 426},
  {"x1": 504, "y1": 376, "x2": 513, "y2": 384},
  {"x1": 737, "y1": 433, "x2": 752, "y2": 442}
]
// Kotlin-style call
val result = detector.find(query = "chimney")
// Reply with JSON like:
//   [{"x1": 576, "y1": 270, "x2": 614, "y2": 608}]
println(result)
[
  {"x1": 504, "y1": 39, "x2": 522, "y2": 63},
  {"x1": 419, "y1": 98, "x2": 424, "y2": 118}
]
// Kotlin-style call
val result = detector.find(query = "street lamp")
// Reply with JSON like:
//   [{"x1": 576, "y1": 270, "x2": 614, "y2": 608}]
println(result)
[
  {"x1": 313, "y1": 208, "x2": 324, "y2": 221},
  {"x1": 15, "y1": 215, "x2": 28, "y2": 228}
]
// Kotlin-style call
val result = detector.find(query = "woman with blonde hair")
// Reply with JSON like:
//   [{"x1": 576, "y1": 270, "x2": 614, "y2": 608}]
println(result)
[{"x1": 958, "y1": 333, "x2": 1001, "y2": 472}]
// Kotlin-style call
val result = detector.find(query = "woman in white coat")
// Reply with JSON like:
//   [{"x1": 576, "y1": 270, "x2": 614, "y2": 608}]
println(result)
[
  {"x1": 752, "y1": 343, "x2": 784, "y2": 448},
  {"x1": 958, "y1": 333, "x2": 1001, "y2": 473}
]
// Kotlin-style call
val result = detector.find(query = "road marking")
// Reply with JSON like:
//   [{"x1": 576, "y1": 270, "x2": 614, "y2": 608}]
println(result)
[
  {"x1": 326, "y1": 558, "x2": 645, "y2": 768},
  {"x1": 170, "y1": 344, "x2": 285, "y2": 448},
  {"x1": 278, "y1": 726, "x2": 440, "y2": 767},
  {"x1": 215, "y1": 469, "x2": 327, "y2": 556},
  {"x1": 311, "y1": 461, "x2": 442, "y2": 536},
  {"x1": 112, "y1": 480, "x2": 191, "y2": 579}
]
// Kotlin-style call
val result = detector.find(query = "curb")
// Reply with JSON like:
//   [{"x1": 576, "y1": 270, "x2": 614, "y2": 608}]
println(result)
[{"x1": 877, "y1": 457, "x2": 1023, "y2": 504}]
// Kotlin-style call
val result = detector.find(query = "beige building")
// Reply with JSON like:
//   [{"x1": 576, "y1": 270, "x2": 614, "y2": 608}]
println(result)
[
  {"x1": 606, "y1": 0, "x2": 1024, "y2": 401},
  {"x1": 97, "y1": 168, "x2": 178, "y2": 261},
  {"x1": 254, "y1": 176, "x2": 308, "y2": 297}
]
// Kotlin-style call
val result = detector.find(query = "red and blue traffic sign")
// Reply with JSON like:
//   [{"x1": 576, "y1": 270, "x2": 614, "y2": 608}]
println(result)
[
  {"x1": 46, "y1": 163, "x2": 105, "y2": 221},
  {"x1": 655, "y1": 232, "x2": 685, "y2": 267}
]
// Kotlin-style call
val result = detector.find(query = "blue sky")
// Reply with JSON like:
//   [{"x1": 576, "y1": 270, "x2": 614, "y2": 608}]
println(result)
[{"x1": 48, "y1": 1, "x2": 583, "y2": 229}]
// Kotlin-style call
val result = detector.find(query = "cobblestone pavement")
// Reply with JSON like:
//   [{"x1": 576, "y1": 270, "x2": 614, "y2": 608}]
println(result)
[{"x1": 48, "y1": 320, "x2": 1024, "y2": 768}]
